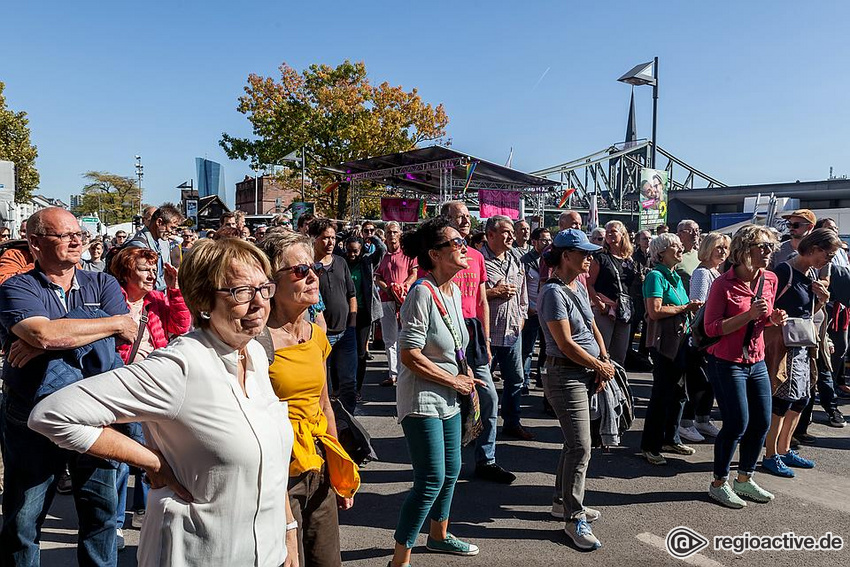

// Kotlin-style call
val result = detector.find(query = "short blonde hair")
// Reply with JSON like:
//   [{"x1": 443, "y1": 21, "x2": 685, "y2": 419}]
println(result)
[
  {"x1": 178, "y1": 238, "x2": 272, "y2": 328},
  {"x1": 697, "y1": 232, "x2": 731, "y2": 263},
  {"x1": 649, "y1": 233, "x2": 682, "y2": 266},
  {"x1": 603, "y1": 220, "x2": 634, "y2": 257},
  {"x1": 258, "y1": 229, "x2": 313, "y2": 273},
  {"x1": 729, "y1": 225, "x2": 777, "y2": 269}
]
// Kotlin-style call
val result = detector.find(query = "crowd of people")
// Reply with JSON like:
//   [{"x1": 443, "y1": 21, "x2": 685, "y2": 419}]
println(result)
[{"x1": 0, "y1": 202, "x2": 848, "y2": 565}]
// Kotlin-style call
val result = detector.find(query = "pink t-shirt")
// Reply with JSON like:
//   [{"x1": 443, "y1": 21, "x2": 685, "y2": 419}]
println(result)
[
  {"x1": 416, "y1": 247, "x2": 488, "y2": 320},
  {"x1": 376, "y1": 248, "x2": 417, "y2": 301}
]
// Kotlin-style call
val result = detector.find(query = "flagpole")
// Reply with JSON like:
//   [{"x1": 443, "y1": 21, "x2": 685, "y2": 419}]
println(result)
[{"x1": 651, "y1": 56, "x2": 659, "y2": 169}]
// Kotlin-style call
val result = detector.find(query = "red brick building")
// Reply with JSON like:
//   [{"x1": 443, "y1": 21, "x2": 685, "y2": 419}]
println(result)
[{"x1": 235, "y1": 175, "x2": 300, "y2": 215}]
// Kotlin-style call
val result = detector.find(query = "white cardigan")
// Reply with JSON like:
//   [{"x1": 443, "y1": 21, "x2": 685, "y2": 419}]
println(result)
[{"x1": 29, "y1": 329, "x2": 294, "y2": 567}]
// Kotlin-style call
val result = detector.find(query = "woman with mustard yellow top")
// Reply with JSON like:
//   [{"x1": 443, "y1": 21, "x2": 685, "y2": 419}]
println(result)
[{"x1": 260, "y1": 230, "x2": 360, "y2": 567}]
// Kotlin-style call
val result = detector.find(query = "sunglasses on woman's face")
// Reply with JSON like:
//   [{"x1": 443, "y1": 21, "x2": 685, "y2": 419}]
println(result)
[
  {"x1": 752, "y1": 242, "x2": 775, "y2": 254},
  {"x1": 279, "y1": 262, "x2": 326, "y2": 279},
  {"x1": 433, "y1": 237, "x2": 466, "y2": 251}
]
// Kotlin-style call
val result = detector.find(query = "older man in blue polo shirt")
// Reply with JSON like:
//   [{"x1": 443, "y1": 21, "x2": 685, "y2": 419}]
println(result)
[{"x1": 0, "y1": 207, "x2": 137, "y2": 566}]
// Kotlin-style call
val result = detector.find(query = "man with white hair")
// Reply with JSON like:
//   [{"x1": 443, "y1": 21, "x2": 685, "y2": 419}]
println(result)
[
  {"x1": 482, "y1": 214, "x2": 531, "y2": 440},
  {"x1": 675, "y1": 219, "x2": 701, "y2": 292}
]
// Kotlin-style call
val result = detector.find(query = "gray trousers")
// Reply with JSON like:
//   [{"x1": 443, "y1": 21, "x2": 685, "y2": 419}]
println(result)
[
  {"x1": 593, "y1": 312, "x2": 632, "y2": 367},
  {"x1": 544, "y1": 365, "x2": 594, "y2": 520}
]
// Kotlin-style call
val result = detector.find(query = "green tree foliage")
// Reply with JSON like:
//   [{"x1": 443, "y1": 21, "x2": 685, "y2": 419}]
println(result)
[
  {"x1": 0, "y1": 82, "x2": 39, "y2": 202},
  {"x1": 76, "y1": 171, "x2": 142, "y2": 225},
  {"x1": 220, "y1": 60, "x2": 449, "y2": 217}
]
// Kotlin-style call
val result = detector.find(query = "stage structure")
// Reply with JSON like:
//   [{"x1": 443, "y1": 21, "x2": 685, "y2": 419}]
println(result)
[
  {"x1": 531, "y1": 140, "x2": 726, "y2": 217},
  {"x1": 334, "y1": 146, "x2": 557, "y2": 220}
]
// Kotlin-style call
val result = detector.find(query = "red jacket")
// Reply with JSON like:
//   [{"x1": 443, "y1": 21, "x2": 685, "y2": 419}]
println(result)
[{"x1": 118, "y1": 287, "x2": 192, "y2": 364}]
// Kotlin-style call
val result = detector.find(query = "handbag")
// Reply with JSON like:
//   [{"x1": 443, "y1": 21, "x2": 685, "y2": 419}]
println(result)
[
  {"x1": 608, "y1": 255, "x2": 633, "y2": 323},
  {"x1": 776, "y1": 263, "x2": 818, "y2": 348},
  {"x1": 689, "y1": 304, "x2": 719, "y2": 351},
  {"x1": 330, "y1": 398, "x2": 378, "y2": 466},
  {"x1": 418, "y1": 279, "x2": 483, "y2": 447}
]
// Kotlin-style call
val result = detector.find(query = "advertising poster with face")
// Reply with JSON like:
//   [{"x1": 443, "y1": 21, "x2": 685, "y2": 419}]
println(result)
[{"x1": 639, "y1": 168, "x2": 668, "y2": 229}]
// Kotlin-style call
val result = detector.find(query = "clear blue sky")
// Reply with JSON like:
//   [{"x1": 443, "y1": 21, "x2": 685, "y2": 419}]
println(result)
[{"x1": 4, "y1": 1, "x2": 849, "y2": 208}]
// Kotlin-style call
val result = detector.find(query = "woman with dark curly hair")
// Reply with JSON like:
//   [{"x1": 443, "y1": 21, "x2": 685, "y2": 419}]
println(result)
[{"x1": 389, "y1": 217, "x2": 480, "y2": 567}]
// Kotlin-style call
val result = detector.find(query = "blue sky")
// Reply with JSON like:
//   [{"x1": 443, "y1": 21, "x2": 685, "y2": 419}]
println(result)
[{"x1": 3, "y1": 1, "x2": 849, "y2": 208}]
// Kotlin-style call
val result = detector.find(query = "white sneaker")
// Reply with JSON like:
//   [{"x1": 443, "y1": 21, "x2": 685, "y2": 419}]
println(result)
[
  {"x1": 695, "y1": 420, "x2": 721, "y2": 437},
  {"x1": 678, "y1": 425, "x2": 705, "y2": 443},
  {"x1": 131, "y1": 510, "x2": 146, "y2": 529}
]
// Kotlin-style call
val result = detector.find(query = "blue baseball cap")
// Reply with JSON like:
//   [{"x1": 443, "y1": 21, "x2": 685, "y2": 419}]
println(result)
[{"x1": 552, "y1": 228, "x2": 602, "y2": 252}]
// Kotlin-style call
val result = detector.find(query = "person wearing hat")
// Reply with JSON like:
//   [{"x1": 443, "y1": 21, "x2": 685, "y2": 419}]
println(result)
[
  {"x1": 771, "y1": 209, "x2": 816, "y2": 268},
  {"x1": 537, "y1": 228, "x2": 614, "y2": 551}
]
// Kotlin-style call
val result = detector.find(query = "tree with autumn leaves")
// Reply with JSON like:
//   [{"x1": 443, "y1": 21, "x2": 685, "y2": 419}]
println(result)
[
  {"x1": 0, "y1": 82, "x2": 39, "y2": 202},
  {"x1": 220, "y1": 60, "x2": 448, "y2": 217}
]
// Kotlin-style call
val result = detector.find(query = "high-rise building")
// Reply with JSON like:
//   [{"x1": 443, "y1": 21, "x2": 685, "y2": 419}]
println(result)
[{"x1": 195, "y1": 158, "x2": 226, "y2": 202}]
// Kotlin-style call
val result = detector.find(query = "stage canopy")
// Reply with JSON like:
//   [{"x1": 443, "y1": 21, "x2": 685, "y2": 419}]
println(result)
[{"x1": 331, "y1": 146, "x2": 557, "y2": 195}]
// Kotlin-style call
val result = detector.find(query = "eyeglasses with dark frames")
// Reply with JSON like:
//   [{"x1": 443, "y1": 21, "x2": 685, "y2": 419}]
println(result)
[
  {"x1": 788, "y1": 222, "x2": 811, "y2": 230},
  {"x1": 279, "y1": 262, "x2": 326, "y2": 280},
  {"x1": 752, "y1": 242, "x2": 776, "y2": 254},
  {"x1": 433, "y1": 237, "x2": 466, "y2": 251},
  {"x1": 216, "y1": 283, "x2": 276, "y2": 304}
]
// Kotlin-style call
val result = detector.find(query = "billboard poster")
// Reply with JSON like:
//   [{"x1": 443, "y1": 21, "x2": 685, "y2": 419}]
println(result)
[
  {"x1": 478, "y1": 189, "x2": 520, "y2": 220},
  {"x1": 381, "y1": 198, "x2": 421, "y2": 223},
  {"x1": 290, "y1": 201, "x2": 315, "y2": 224},
  {"x1": 185, "y1": 199, "x2": 198, "y2": 228},
  {"x1": 639, "y1": 168, "x2": 668, "y2": 230}
]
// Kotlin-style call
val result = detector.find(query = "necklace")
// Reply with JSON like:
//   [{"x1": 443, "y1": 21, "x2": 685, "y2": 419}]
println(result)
[{"x1": 282, "y1": 321, "x2": 307, "y2": 344}]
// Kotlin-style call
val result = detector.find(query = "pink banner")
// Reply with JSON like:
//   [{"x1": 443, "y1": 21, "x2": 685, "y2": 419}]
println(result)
[
  {"x1": 381, "y1": 197, "x2": 421, "y2": 223},
  {"x1": 478, "y1": 189, "x2": 520, "y2": 220}
]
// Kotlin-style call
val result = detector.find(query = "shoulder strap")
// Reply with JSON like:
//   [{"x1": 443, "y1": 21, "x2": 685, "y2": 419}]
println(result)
[
  {"x1": 126, "y1": 304, "x2": 149, "y2": 363},
  {"x1": 418, "y1": 278, "x2": 467, "y2": 370},
  {"x1": 741, "y1": 274, "x2": 765, "y2": 361},
  {"x1": 559, "y1": 282, "x2": 594, "y2": 331},
  {"x1": 776, "y1": 262, "x2": 793, "y2": 301}
]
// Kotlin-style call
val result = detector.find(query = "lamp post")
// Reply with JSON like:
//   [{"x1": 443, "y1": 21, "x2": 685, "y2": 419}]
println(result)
[
  {"x1": 134, "y1": 155, "x2": 144, "y2": 216},
  {"x1": 280, "y1": 148, "x2": 306, "y2": 201},
  {"x1": 251, "y1": 162, "x2": 262, "y2": 215},
  {"x1": 618, "y1": 57, "x2": 659, "y2": 168}
]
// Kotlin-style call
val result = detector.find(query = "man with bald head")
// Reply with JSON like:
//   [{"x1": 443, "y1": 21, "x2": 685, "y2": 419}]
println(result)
[
  {"x1": 440, "y1": 201, "x2": 516, "y2": 483},
  {"x1": 0, "y1": 207, "x2": 137, "y2": 565}
]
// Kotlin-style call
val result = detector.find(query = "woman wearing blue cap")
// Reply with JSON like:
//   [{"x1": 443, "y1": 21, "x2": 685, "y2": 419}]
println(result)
[{"x1": 537, "y1": 228, "x2": 615, "y2": 551}]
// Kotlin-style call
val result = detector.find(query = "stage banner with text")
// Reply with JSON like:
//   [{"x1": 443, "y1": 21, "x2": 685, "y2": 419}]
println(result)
[
  {"x1": 478, "y1": 189, "x2": 520, "y2": 220},
  {"x1": 381, "y1": 198, "x2": 421, "y2": 223},
  {"x1": 639, "y1": 168, "x2": 668, "y2": 230}
]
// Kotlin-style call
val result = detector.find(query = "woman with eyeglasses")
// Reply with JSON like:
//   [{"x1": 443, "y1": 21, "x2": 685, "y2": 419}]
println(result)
[
  {"x1": 538, "y1": 229, "x2": 613, "y2": 551},
  {"x1": 389, "y1": 217, "x2": 480, "y2": 567},
  {"x1": 29, "y1": 238, "x2": 299, "y2": 566},
  {"x1": 679, "y1": 232, "x2": 730, "y2": 444},
  {"x1": 260, "y1": 230, "x2": 359, "y2": 567},
  {"x1": 762, "y1": 228, "x2": 840, "y2": 478},
  {"x1": 702, "y1": 225, "x2": 785, "y2": 508},
  {"x1": 640, "y1": 233, "x2": 703, "y2": 466}
]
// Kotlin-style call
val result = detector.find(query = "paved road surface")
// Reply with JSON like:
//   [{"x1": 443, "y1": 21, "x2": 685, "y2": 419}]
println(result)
[{"x1": 2, "y1": 352, "x2": 848, "y2": 566}]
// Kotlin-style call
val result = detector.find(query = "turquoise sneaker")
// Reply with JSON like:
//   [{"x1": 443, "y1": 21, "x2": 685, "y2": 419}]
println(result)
[
  {"x1": 708, "y1": 482, "x2": 747, "y2": 509},
  {"x1": 733, "y1": 478, "x2": 775, "y2": 503},
  {"x1": 426, "y1": 533, "x2": 479, "y2": 556}
]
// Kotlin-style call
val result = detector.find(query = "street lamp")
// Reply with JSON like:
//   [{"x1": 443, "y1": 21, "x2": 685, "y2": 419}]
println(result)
[
  {"x1": 251, "y1": 162, "x2": 261, "y2": 215},
  {"x1": 279, "y1": 148, "x2": 306, "y2": 201},
  {"x1": 618, "y1": 57, "x2": 658, "y2": 168},
  {"x1": 134, "y1": 155, "x2": 144, "y2": 216}
]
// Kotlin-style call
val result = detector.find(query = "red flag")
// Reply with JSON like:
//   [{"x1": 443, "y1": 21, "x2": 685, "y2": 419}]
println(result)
[
  {"x1": 323, "y1": 181, "x2": 340, "y2": 194},
  {"x1": 558, "y1": 188, "x2": 576, "y2": 208}
]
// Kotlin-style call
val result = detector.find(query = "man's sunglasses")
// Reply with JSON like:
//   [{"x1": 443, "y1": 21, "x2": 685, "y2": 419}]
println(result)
[
  {"x1": 279, "y1": 262, "x2": 326, "y2": 279},
  {"x1": 788, "y1": 222, "x2": 811, "y2": 230},
  {"x1": 433, "y1": 237, "x2": 466, "y2": 251}
]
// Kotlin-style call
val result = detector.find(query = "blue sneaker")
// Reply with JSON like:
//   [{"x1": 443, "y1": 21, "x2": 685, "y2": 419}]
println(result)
[
  {"x1": 780, "y1": 450, "x2": 815, "y2": 469},
  {"x1": 762, "y1": 454, "x2": 795, "y2": 477}
]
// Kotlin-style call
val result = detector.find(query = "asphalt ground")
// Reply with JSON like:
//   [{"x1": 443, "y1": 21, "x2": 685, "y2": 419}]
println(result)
[{"x1": 2, "y1": 350, "x2": 849, "y2": 566}]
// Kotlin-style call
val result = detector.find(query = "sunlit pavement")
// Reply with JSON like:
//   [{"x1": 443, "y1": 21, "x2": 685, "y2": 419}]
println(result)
[{"x1": 3, "y1": 350, "x2": 848, "y2": 566}]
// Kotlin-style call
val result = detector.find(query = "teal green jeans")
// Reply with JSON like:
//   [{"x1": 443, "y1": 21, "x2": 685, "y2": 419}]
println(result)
[{"x1": 393, "y1": 413, "x2": 461, "y2": 548}]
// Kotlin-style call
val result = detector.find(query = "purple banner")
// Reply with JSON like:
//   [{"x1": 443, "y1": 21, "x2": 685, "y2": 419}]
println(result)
[{"x1": 381, "y1": 197, "x2": 421, "y2": 223}]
